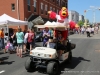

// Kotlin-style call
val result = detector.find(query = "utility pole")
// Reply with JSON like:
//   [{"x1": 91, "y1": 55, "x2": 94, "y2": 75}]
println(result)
[
  {"x1": 17, "y1": 0, "x2": 20, "y2": 28},
  {"x1": 90, "y1": 6, "x2": 100, "y2": 25}
]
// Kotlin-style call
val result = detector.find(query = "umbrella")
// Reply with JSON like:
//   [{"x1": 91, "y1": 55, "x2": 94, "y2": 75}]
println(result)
[{"x1": 69, "y1": 21, "x2": 76, "y2": 29}]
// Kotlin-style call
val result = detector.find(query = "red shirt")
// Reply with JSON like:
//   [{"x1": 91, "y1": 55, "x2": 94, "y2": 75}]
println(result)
[{"x1": 28, "y1": 32, "x2": 34, "y2": 43}]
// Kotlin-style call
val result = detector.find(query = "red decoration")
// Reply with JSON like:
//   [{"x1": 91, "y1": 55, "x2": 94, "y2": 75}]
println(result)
[
  {"x1": 69, "y1": 21, "x2": 76, "y2": 29},
  {"x1": 49, "y1": 12, "x2": 57, "y2": 20}
]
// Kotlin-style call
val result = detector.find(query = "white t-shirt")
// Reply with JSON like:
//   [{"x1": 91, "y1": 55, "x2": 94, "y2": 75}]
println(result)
[
  {"x1": 81, "y1": 27, "x2": 85, "y2": 31},
  {"x1": 4, "y1": 36, "x2": 9, "y2": 44},
  {"x1": 95, "y1": 27, "x2": 98, "y2": 30},
  {"x1": 91, "y1": 28, "x2": 94, "y2": 31},
  {"x1": 24, "y1": 33, "x2": 28, "y2": 39},
  {"x1": 86, "y1": 28, "x2": 91, "y2": 32},
  {"x1": 56, "y1": 15, "x2": 69, "y2": 30}
]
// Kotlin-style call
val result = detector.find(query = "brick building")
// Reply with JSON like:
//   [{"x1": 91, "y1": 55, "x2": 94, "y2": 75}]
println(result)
[{"x1": 0, "y1": 0, "x2": 68, "y2": 31}]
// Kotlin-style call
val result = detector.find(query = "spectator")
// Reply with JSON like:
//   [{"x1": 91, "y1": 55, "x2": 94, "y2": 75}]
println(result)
[
  {"x1": 0, "y1": 28, "x2": 4, "y2": 50},
  {"x1": 43, "y1": 27, "x2": 50, "y2": 47},
  {"x1": 86, "y1": 26, "x2": 91, "y2": 37},
  {"x1": 11, "y1": 30, "x2": 17, "y2": 50},
  {"x1": 27, "y1": 29, "x2": 34, "y2": 51},
  {"x1": 94, "y1": 25, "x2": 99, "y2": 34},
  {"x1": 0, "y1": 28, "x2": 4, "y2": 63},
  {"x1": 24, "y1": 30, "x2": 29, "y2": 53},
  {"x1": 16, "y1": 28, "x2": 24, "y2": 58},
  {"x1": 91, "y1": 26, "x2": 94, "y2": 35},
  {"x1": 4, "y1": 33, "x2": 9, "y2": 53},
  {"x1": 49, "y1": 28, "x2": 54, "y2": 38},
  {"x1": 81, "y1": 26, "x2": 85, "y2": 34}
]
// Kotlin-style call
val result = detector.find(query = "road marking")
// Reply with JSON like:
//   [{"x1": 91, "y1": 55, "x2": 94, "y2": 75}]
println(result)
[{"x1": 0, "y1": 70, "x2": 5, "y2": 74}]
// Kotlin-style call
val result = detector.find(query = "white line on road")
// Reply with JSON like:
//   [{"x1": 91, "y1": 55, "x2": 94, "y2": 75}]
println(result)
[{"x1": 0, "y1": 70, "x2": 5, "y2": 74}]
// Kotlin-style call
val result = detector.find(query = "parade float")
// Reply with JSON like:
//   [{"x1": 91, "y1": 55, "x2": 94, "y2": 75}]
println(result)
[{"x1": 25, "y1": 7, "x2": 76, "y2": 75}]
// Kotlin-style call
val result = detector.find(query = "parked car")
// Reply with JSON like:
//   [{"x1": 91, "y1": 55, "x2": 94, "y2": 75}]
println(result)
[{"x1": 35, "y1": 31, "x2": 43, "y2": 42}]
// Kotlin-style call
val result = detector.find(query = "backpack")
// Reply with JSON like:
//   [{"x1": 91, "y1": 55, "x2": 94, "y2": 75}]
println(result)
[{"x1": 27, "y1": 33, "x2": 34, "y2": 43}]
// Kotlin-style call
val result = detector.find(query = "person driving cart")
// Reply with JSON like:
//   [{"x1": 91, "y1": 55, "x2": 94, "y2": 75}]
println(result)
[{"x1": 54, "y1": 31, "x2": 66, "y2": 59}]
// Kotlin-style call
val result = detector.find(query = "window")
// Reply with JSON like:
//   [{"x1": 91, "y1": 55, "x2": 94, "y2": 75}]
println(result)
[
  {"x1": 27, "y1": 0, "x2": 31, "y2": 11},
  {"x1": 45, "y1": 5, "x2": 47, "y2": 15},
  {"x1": 57, "y1": 0, "x2": 59, "y2": 4},
  {"x1": 59, "y1": 0, "x2": 60, "y2": 6},
  {"x1": 34, "y1": 0, "x2": 37, "y2": 12},
  {"x1": 66, "y1": 2, "x2": 68, "y2": 8},
  {"x1": 50, "y1": 7, "x2": 52, "y2": 10},
  {"x1": 53, "y1": 0, "x2": 55, "y2": 2},
  {"x1": 72, "y1": 15, "x2": 74, "y2": 20},
  {"x1": 61, "y1": 2, "x2": 65, "y2": 7},
  {"x1": 11, "y1": 4, "x2": 15, "y2": 11},
  {"x1": 53, "y1": 8, "x2": 55, "y2": 11},
  {"x1": 57, "y1": 10, "x2": 59, "y2": 14},
  {"x1": 45, "y1": 5, "x2": 47, "y2": 11},
  {"x1": 41, "y1": 3, "x2": 43, "y2": 14}
]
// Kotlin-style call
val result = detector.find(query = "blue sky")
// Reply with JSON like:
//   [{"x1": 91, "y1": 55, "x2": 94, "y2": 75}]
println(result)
[{"x1": 68, "y1": 0, "x2": 100, "y2": 23}]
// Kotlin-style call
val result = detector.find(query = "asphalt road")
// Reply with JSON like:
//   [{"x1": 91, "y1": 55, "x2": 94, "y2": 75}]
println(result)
[{"x1": 0, "y1": 33, "x2": 100, "y2": 75}]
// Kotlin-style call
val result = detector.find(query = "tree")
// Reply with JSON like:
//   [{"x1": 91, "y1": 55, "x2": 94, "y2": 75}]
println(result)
[{"x1": 78, "y1": 20, "x2": 84, "y2": 26}]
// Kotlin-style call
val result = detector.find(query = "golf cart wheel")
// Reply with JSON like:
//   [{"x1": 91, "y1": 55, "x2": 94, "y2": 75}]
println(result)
[
  {"x1": 47, "y1": 62, "x2": 59, "y2": 75},
  {"x1": 25, "y1": 58, "x2": 35, "y2": 72},
  {"x1": 67, "y1": 51, "x2": 72, "y2": 64}
]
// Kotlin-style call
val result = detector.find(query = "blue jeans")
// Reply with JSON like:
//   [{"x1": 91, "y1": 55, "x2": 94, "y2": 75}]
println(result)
[{"x1": 0, "y1": 38, "x2": 4, "y2": 49}]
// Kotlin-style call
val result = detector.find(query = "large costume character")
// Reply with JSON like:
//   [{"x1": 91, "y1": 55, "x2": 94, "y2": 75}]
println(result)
[{"x1": 48, "y1": 7, "x2": 74, "y2": 40}]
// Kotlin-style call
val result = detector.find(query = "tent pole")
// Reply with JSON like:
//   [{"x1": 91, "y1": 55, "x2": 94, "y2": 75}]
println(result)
[{"x1": 7, "y1": 24, "x2": 9, "y2": 39}]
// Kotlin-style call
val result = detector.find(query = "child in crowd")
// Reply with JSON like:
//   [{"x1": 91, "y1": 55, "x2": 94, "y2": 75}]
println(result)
[{"x1": 5, "y1": 40, "x2": 14, "y2": 54}]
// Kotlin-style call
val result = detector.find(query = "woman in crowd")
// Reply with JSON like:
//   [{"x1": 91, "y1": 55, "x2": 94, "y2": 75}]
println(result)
[
  {"x1": 27, "y1": 29, "x2": 34, "y2": 51},
  {"x1": 24, "y1": 30, "x2": 29, "y2": 53},
  {"x1": 16, "y1": 28, "x2": 24, "y2": 58},
  {"x1": 11, "y1": 30, "x2": 17, "y2": 51}
]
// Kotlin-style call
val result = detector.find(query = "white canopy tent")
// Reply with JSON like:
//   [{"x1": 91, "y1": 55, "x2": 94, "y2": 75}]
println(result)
[
  {"x1": 0, "y1": 14, "x2": 28, "y2": 34},
  {"x1": 0, "y1": 14, "x2": 28, "y2": 26}
]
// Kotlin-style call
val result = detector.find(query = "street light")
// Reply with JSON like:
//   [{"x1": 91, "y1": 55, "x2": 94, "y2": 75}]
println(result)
[
  {"x1": 90, "y1": 6, "x2": 100, "y2": 25},
  {"x1": 84, "y1": 9, "x2": 92, "y2": 26}
]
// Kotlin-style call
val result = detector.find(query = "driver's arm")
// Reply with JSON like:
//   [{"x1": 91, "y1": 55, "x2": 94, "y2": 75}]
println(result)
[{"x1": 59, "y1": 38, "x2": 64, "y2": 43}]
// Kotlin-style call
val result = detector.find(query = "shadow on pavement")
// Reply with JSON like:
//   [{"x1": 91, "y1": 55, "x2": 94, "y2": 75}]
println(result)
[
  {"x1": 0, "y1": 56, "x2": 9, "y2": 60},
  {"x1": 23, "y1": 53, "x2": 29, "y2": 57},
  {"x1": 0, "y1": 52, "x2": 4, "y2": 55},
  {"x1": 28, "y1": 57, "x2": 91, "y2": 75},
  {"x1": 0, "y1": 61, "x2": 15, "y2": 65},
  {"x1": 0, "y1": 56, "x2": 15, "y2": 65},
  {"x1": 58, "y1": 57, "x2": 91, "y2": 75}
]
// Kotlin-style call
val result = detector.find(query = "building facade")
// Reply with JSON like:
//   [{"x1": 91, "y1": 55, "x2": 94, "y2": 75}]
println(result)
[
  {"x1": 79, "y1": 15, "x2": 84, "y2": 22},
  {"x1": 0, "y1": 0, "x2": 68, "y2": 31},
  {"x1": 68, "y1": 10, "x2": 79, "y2": 23}
]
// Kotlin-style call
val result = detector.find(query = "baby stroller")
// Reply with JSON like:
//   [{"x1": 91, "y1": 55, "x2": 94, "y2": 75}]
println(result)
[{"x1": 5, "y1": 42, "x2": 15, "y2": 54}]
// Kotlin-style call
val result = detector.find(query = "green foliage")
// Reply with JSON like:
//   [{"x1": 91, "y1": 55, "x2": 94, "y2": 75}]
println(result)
[{"x1": 78, "y1": 20, "x2": 84, "y2": 26}]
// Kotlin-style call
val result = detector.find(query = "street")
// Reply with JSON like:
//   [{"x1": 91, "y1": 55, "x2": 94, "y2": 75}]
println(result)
[{"x1": 0, "y1": 33, "x2": 100, "y2": 75}]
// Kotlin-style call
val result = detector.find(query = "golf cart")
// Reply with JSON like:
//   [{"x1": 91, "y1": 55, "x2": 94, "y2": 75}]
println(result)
[{"x1": 25, "y1": 25, "x2": 76, "y2": 75}]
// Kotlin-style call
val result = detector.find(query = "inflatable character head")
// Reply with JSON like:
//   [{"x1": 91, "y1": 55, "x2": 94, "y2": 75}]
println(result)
[{"x1": 59, "y1": 7, "x2": 68, "y2": 19}]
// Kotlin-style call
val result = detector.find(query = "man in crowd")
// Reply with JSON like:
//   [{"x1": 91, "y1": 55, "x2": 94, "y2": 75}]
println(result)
[
  {"x1": 43, "y1": 27, "x2": 50, "y2": 47},
  {"x1": 0, "y1": 28, "x2": 4, "y2": 50},
  {"x1": 0, "y1": 28, "x2": 4, "y2": 63},
  {"x1": 86, "y1": 26, "x2": 91, "y2": 37}
]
